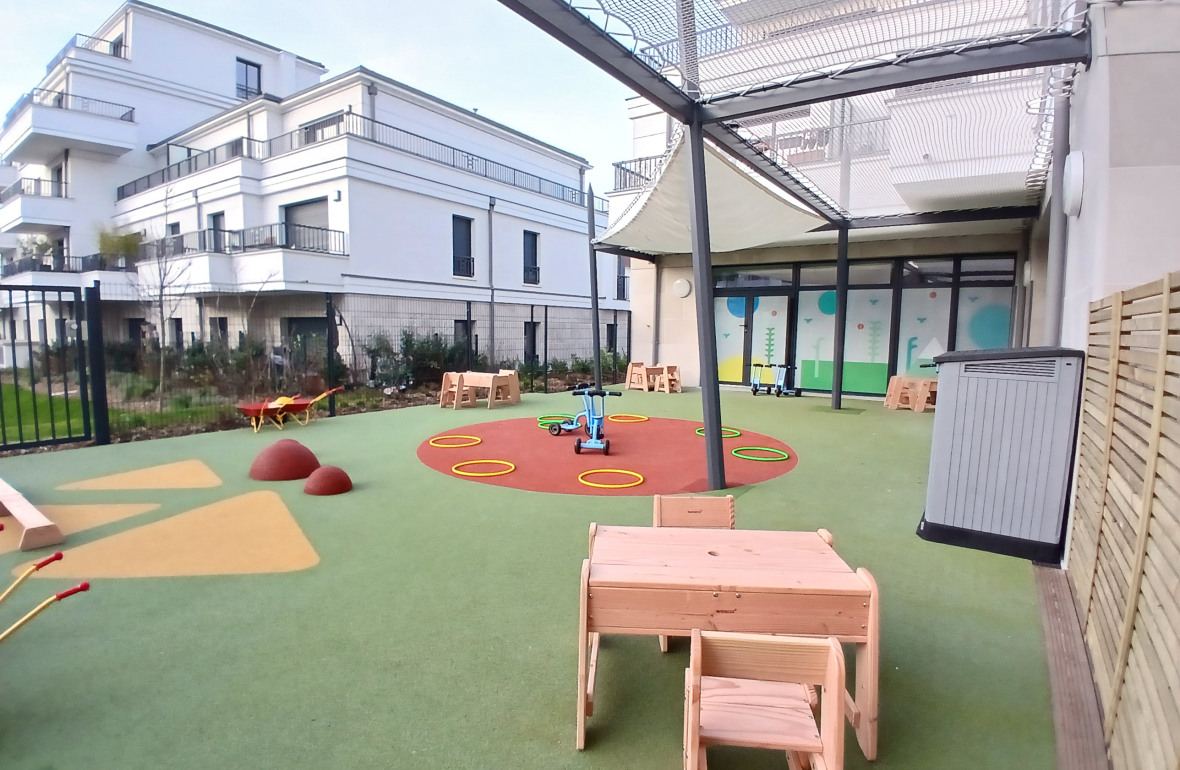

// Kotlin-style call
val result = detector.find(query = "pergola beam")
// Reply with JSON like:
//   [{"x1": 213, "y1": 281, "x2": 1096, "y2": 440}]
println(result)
[
  {"x1": 700, "y1": 32, "x2": 1090, "y2": 124},
  {"x1": 810, "y1": 205, "x2": 1042, "y2": 231},
  {"x1": 495, "y1": 0, "x2": 694, "y2": 122}
]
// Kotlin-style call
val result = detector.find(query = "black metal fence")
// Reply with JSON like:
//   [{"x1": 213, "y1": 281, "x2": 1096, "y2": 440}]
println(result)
[
  {"x1": 0, "y1": 286, "x2": 631, "y2": 449},
  {"x1": 0, "y1": 286, "x2": 92, "y2": 450}
]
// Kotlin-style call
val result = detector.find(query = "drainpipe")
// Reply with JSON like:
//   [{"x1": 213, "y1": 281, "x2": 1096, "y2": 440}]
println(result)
[
  {"x1": 487, "y1": 197, "x2": 496, "y2": 368},
  {"x1": 1043, "y1": 95, "x2": 1070, "y2": 346},
  {"x1": 366, "y1": 82, "x2": 377, "y2": 119}
]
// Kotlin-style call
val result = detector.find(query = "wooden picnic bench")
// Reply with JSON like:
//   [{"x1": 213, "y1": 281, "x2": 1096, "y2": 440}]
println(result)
[
  {"x1": 0, "y1": 479, "x2": 64, "y2": 551},
  {"x1": 576, "y1": 524, "x2": 879, "y2": 760},
  {"x1": 884, "y1": 375, "x2": 937, "y2": 412},
  {"x1": 439, "y1": 371, "x2": 521, "y2": 409}
]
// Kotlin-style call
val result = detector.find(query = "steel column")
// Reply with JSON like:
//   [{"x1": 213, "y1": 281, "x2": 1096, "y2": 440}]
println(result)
[
  {"x1": 1043, "y1": 95, "x2": 1070, "y2": 345},
  {"x1": 832, "y1": 227, "x2": 850, "y2": 409},
  {"x1": 586, "y1": 185, "x2": 603, "y2": 388},
  {"x1": 686, "y1": 115, "x2": 726, "y2": 490},
  {"x1": 83, "y1": 282, "x2": 109, "y2": 445}
]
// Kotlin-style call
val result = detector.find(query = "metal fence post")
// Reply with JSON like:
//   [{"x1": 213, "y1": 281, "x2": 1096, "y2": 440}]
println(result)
[
  {"x1": 83, "y1": 282, "x2": 110, "y2": 445},
  {"x1": 325, "y1": 293, "x2": 337, "y2": 417},
  {"x1": 543, "y1": 304, "x2": 549, "y2": 393}
]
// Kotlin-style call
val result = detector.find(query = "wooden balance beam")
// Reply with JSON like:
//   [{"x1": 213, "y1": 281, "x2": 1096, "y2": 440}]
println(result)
[{"x1": 0, "y1": 479, "x2": 64, "y2": 551}]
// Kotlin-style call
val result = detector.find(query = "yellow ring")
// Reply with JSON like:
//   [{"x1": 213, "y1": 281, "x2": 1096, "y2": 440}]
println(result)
[
  {"x1": 577, "y1": 468, "x2": 645, "y2": 489},
  {"x1": 452, "y1": 459, "x2": 516, "y2": 477},
  {"x1": 607, "y1": 413, "x2": 649, "y2": 423},
  {"x1": 429, "y1": 434, "x2": 482, "y2": 448}
]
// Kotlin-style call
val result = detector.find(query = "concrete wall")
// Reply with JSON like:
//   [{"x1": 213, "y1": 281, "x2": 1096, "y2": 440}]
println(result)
[{"x1": 1062, "y1": 1, "x2": 1180, "y2": 347}]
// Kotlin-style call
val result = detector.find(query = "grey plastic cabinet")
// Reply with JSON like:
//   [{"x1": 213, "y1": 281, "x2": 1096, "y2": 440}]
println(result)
[{"x1": 917, "y1": 347, "x2": 1084, "y2": 562}]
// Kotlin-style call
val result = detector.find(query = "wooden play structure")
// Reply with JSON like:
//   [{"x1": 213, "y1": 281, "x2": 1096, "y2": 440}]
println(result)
[
  {"x1": 439, "y1": 370, "x2": 522, "y2": 409},
  {"x1": 0, "y1": 479, "x2": 64, "y2": 551},
  {"x1": 576, "y1": 523, "x2": 878, "y2": 759},
  {"x1": 684, "y1": 629, "x2": 846, "y2": 770},
  {"x1": 652, "y1": 494, "x2": 735, "y2": 529},
  {"x1": 884, "y1": 375, "x2": 937, "y2": 412},
  {"x1": 625, "y1": 362, "x2": 682, "y2": 393}
]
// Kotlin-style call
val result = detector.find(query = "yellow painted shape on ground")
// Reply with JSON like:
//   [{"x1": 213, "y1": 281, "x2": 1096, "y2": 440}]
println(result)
[
  {"x1": 0, "y1": 504, "x2": 160, "y2": 555},
  {"x1": 57, "y1": 459, "x2": 222, "y2": 490},
  {"x1": 18, "y1": 491, "x2": 319, "y2": 579}
]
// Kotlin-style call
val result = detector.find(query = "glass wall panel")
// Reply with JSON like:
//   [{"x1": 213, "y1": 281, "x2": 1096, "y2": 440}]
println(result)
[
  {"x1": 750, "y1": 295, "x2": 790, "y2": 368},
  {"x1": 715, "y1": 266, "x2": 793, "y2": 289},
  {"x1": 842, "y1": 288, "x2": 892, "y2": 394},
  {"x1": 795, "y1": 290, "x2": 837, "y2": 389},
  {"x1": 896, "y1": 286, "x2": 952, "y2": 375},
  {"x1": 714, "y1": 296, "x2": 747, "y2": 383},
  {"x1": 955, "y1": 286, "x2": 1014, "y2": 351}
]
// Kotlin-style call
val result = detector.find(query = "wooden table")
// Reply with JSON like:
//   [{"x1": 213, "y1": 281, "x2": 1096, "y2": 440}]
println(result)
[
  {"x1": 458, "y1": 371, "x2": 508, "y2": 409},
  {"x1": 577, "y1": 524, "x2": 879, "y2": 759},
  {"x1": 884, "y1": 375, "x2": 937, "y2": 412}
]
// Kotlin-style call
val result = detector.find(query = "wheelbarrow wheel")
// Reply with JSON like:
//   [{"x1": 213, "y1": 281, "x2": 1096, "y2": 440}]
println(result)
[
  {"x1": 603, "y1": 439, "x2": 610, "y2": 456},
  {"x1": 574, "y1": 438, "x2": 582, "y2": 454},
  {"x1": 549, "y1": 423, "x2": 563, "y2": 436}
]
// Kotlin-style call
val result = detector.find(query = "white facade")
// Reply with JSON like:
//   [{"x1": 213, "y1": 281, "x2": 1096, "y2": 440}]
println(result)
[{"x1": 0, "y1": 2, "x2": 628, "y2": 369}]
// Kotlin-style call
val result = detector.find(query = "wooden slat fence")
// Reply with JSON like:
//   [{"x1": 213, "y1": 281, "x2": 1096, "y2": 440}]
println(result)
[{"x1": 1068, "y1": 272, "x2": 1180, "y2": 770}]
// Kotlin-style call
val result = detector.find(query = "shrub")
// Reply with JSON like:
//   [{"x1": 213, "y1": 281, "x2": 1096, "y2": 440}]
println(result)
[
  {"x1": 570, "y1": 355, "x2": 593, "y2": 376},
  {"x1": 105, "y1": 341, "x2": 141, "y2": 373},
  {"x1": 401, "y1": 331, "x2": 464, "y2": 385},
  {"x1": 548, "y1": 359, "x2": 569, "y2": 377},
  {"x1": 170, "y1": 393, "x2": 194, "y2": 410}
]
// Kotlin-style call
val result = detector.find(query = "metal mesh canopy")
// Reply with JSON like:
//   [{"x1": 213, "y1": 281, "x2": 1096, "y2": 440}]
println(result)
[
  {"x1": 566, "y1": 0, "x2": 1081, "y2": 99},
  {"x1": 542, "y1": 0, "x2": 1085, "y2": 218}
]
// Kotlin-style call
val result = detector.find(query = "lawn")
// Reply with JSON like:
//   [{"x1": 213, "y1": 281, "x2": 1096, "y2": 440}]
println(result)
[
  {"x1": 0, "y1": 381, "x2": 89, "y2": 445},
  {"x1": 0, "y1": 389, "x2": 1054, "y2": 769}
]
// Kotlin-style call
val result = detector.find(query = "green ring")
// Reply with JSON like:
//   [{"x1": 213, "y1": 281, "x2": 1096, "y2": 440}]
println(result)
[
  {"x1": 537, "y1": 413, "x2": 575, "y2": 427},
  {"x1": 695, "y1": 426, "x2": 742, "y2": 438},
  {"x1": 730, "y1": 446, "x2": 790, "y2": 462}
]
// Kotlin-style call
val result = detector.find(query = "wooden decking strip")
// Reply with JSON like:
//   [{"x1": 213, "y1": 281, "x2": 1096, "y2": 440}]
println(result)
[{"x1": 1035, "y1": 564, "x2": 1110, "y2": 770}]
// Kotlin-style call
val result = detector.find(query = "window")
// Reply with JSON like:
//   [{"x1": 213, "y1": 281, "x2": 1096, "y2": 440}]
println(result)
[
  {"x1": 209, "y1": 316, "x2": 229, "y2": 345},
  {"x1": 524, "y1": 322, "x2": 539, "y2": 364},
  {"x1": 236, "y1": 58, "x2": 261, "y2": 99},
  {"x1": 606, "y1": 323, "x2": 618, "y2": 353},
  {"x1": 523, "y1": 231, "x2": 539, "y2": 284},
  {"x1": 170, "y1": 318, "x2": 183, "y2": 351},
  {"x1": 452, "y1": 216, "x2": 474, "y2": 277},
  {"x1": 109, "y1": 33, "x2": 125, "y2": 57},
  {"x1": 127, "y1": 318, "x2": 146, "y2": 344},
  {"x1": 454, "y1": 321, "x2": 477, "y2": 363},
  {"x1": 617, "y1": 255, "x2": 629, "y2": 300},
  {"x1": 167, "y1": 222, "x2": 180, "y2": 236}
]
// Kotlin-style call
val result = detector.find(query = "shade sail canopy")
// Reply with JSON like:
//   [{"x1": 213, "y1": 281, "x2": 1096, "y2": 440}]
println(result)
[{"x1": 599, "y1": 133, "x2": 823, "y2": 253}]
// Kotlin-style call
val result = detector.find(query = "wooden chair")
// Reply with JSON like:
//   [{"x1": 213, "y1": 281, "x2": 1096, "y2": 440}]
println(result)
[
  {"x1": 625, "y1": 361, "x2": 649, "y2": 391},
  {"x1": 653, "y1": 364, "x2": 683, "y2": 393},
  {"x1": 438, "y1": 372, "x2": 476, "y2": 409},
  {"x1": 684, "y1": 629, "x2": 845, "y2": 770},
  {"x1": 653, "y1": 494, "x2": 735, "y2": 652},
  {"x1": 495, "y1": 369, "x2": 522, "y2": 405}
]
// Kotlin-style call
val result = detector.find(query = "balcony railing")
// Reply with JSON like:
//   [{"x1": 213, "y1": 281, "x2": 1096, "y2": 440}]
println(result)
[
  {"x1": 453, "y1": 255, "x2": 475, "y2": 278},
  {"x1": 764, "y1": 118, "x2": 891, "y2": 165},
  {"x1": 0, "y1": 178, "x2": 68, "y2": 204},
  {"x1": 1, "y1": 253, "x2": 134, "y2": 278},
  {"x1": 116, "y1": 112, "x2": 610, "y2": 214},
  {"x1": 616, "y1": 275, "x2": 629, "y2": 301},
  {"x1": 46, "y1": 33, "x2": 127, "y2": 74},
  {"x1": 3, "y1": 88, "x2": 134, "y2": 129},
  {"x1": 524, "y1": 264, "x2": 540, "y2": 284},
  {"x1": 236, "y1": 84, "x2": 262, "y2": 100},
  {"x1": 137, "y1": 223, "x2": 348, "y2": 261},
  {"x1": 612, "y1": 155, "x2": 665, "y2": 192}
]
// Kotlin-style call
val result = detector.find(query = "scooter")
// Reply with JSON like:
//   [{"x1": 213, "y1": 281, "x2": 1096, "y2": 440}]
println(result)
[{"x1": 548, "y1": 387, "x2": 622, "y2": 454}]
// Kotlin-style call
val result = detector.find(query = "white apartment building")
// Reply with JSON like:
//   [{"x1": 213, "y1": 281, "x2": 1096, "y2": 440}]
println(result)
[{"x1": 0, "y1": 1, "x2": 626, "y2": 370}]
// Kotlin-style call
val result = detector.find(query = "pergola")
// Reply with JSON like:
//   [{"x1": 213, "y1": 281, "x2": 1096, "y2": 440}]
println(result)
[{"x1": 498, "y1": 0, "x2": 1090, "y2": 489}]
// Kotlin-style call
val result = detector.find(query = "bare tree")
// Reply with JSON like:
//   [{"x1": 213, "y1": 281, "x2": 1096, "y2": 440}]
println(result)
[{"x1": 132, "y1": 186, "x2": 192, "y2": 411}]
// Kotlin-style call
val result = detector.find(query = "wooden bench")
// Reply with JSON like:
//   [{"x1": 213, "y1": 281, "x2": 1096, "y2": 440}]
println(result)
[{"x1": 0, "y1": 479, "x2": 64, "y2": 551}]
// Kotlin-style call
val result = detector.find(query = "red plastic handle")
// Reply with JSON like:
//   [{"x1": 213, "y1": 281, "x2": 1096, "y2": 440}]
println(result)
[
  {"x1": 0, "y1": 522, "x2": 5, "y2": 532},
  {"x1": 55, "y1": 582, "x2": 89, "y2": 601},
  {"x1": 34, "y1": 551, "x2": 64, "y2": 571}
]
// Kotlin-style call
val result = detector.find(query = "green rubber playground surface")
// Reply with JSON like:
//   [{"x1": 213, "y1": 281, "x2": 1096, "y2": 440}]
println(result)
[{"x1": 0, "y1": 390, "x2": 1054, "y2": 769}]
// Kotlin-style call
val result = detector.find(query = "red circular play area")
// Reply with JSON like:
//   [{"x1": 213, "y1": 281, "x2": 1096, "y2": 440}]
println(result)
[{"x1": 417, "y1": 416, "x2": 798, "y2": 496}]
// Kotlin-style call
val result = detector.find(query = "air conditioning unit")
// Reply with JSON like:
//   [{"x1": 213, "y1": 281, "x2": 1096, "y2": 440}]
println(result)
[{"x1": 917, "y1": 347, "x2": 1084, "y2": 562}]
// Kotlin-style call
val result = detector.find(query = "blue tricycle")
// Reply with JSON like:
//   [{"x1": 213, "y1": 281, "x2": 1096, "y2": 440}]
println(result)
[{"x1": 548, "y1": 386, "x2": 623, "y2": 454}]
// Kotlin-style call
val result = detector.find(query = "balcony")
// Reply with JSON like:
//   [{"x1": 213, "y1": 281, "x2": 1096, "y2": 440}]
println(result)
[
  {"x1": 524, "y1": 264, "x2": 540, "y2": 285},
  {"x1": 116, "y1": 112, "x2": 610, "y2": 215},
  {"x1": 1, "y1": 88, "x2": 136, "y2": 164},
  {"x1": 1, "y1": 252, "x2": 134, "y2": 278},
  {"x1": 616, "y1": 274, "x2": 629, "y2": 301},
  {"x1": 45, "y1": 33, "x2": 127, "y2": 74},
  {"x1": 612, "y1": 155, "x2": 665, "y2": 192},
  {"x1": 138, "y1": 223, "x2": 348, "y2": 261},
  {"x1": 0, "y1": 178, "x2": 72, "y2": 234}
]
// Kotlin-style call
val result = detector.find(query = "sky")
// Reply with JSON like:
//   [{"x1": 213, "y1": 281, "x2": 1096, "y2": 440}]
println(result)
[{"x1": 0, "y1": 0, "x2": 639, "y2": 192}]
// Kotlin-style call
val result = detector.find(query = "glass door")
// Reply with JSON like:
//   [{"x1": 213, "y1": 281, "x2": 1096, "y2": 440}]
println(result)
[{"x1": 715, "y1": 294, "x2": 791, "y2": 385}]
